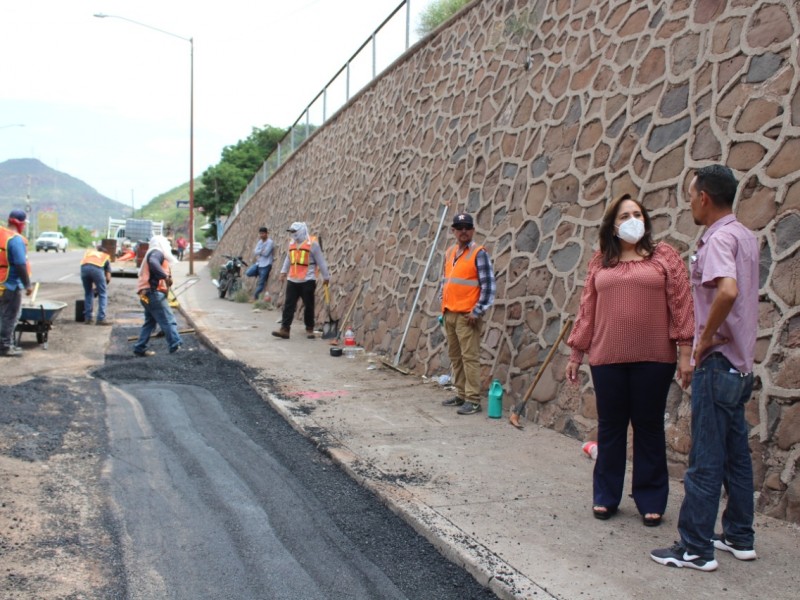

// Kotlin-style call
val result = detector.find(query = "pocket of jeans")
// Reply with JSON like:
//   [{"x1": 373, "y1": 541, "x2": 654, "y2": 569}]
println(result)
[{"x1": 706, "y1": 366, "x2": 750, "y2": 410}]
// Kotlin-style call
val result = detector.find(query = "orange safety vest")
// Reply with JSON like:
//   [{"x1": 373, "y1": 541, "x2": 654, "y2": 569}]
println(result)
[
  {"x1": 137, "y1": 254, "x2": 171, "y2": 294},
  {"x1": 287, "y1": 236, "x2": 317, "y2": 280},
  {"x1": 0, "y1": 226, "x2": 31, "y2": 284},
  {"x1": 442, "y1": 243, "x2": 484, "y2": 314},
  {"x1": 81, "y1": 248, "x2": 110, "y2": 268}
]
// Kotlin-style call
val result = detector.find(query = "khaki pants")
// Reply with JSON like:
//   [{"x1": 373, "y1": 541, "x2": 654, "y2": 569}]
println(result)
[{"x1": 444, "y1": 310, "x2": 484, "y2": 404}]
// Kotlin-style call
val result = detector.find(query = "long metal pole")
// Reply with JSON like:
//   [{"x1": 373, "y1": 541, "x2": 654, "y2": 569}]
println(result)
[
  {"x1": 188, "y1": 37, "x2": 195, "y2": 275},
  {"x1": 394, "y1": 204, "x2": 448, "y2": 366}
]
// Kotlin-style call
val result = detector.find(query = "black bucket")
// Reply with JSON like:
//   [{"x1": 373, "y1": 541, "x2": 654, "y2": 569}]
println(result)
[{"x1": 75, "y1": 299, "x2": 85, "y2": 322}]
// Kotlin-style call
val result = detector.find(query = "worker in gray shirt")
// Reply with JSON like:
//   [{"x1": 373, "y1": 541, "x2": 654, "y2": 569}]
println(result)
[{"x1": 252, "y1": 226, "x2": 274, "y2": 302}]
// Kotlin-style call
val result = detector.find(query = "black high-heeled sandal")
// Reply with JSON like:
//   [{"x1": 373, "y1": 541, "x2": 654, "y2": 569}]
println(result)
[
  {"x1": 642, "y1": 513, "x2": 662, "y2": 527},
  {"x1": 593, "y1": 505, "x2": 618, "y2": 520}
]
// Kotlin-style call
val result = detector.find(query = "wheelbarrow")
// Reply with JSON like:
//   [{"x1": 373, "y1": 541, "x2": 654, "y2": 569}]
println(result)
[{"x1": 15, "y1": 300, "x2": 68, "y2": 349}]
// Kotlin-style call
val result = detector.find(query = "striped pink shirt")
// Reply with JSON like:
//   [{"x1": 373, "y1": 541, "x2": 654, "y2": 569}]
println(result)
[{"x1": 568, "y1": 243, "x2": 694, "y2": 366}]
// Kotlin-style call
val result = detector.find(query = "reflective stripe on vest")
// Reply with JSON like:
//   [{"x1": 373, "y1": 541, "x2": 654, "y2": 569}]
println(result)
[
  {"x1": 288, "y1": 236, "x2": 316, "y2": 280},
  {"x1": 0, "y1": 226, "x2": 31, "y2": 284},
  {"x1": 81, "y1": 249, "x2": 109, "y2": 268},
  {"x1": 442, "y1": 243, "x2": 483, "y2": 313},
  {"x1": 137, "y1": 255, "x2": 171, "y2": 294}
]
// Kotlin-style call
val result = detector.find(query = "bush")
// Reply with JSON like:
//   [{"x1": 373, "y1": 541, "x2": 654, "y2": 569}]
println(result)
[{"x1": 417, "y1": 0, "x2": 470, "y2": 36}]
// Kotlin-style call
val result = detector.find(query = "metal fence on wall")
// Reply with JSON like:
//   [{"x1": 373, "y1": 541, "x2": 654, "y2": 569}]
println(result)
[{"x1": 224, "y1": 0, "x2": 414, "y2": 233}]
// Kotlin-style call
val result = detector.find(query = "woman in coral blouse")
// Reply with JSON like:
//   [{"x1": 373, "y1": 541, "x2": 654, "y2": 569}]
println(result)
[{"x1": 566, "y1": 193, "x2": 694, "y2": 527}]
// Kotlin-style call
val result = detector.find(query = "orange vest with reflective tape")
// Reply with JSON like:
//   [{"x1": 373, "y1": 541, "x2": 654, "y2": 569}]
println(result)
[
  {"x1": 81, "y1": 248, "x2": 110, "y2": 268},
  {"x1": 0, "y1": 226, "x2": 31, "y2": 284},
  {"x1": 137, "y1": 254, "x2": 171, "y2": 294},
  {"x1": 288, "y1": 236, "x2": 317, "y2": 280},
  {"x1": 442, "y1": 243, "x2": 483, "y2": 314}
]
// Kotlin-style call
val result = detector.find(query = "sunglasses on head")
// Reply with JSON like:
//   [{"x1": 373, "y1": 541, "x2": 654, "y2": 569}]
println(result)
[{"x1": 453, "y1": 224, "x2": 473, "y2": 231}]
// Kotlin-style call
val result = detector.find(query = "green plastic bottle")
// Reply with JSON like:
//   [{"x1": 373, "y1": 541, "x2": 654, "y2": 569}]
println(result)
[{"x1": 488, "y1": 379, "x2": 503, "y2": 419}]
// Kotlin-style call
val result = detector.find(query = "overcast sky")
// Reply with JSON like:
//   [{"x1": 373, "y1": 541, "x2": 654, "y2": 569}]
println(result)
[{"x1": 1, "y1": 0, "x2": 427, "y2": 207}]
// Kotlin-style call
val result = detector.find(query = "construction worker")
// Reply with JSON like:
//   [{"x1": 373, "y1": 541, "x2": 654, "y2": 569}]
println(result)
[
  {"x1": 440, "y1": 212, "x2": 496, "y2": 415},
  {"x1": 272, "y1": 222, "x2": 330, "y2": 340},
  {"x1": 133, "y1": 235, "x2": 182, "y2": 357},
  {"x1": 80, "y1": 244, "x2": 113, "y2": 325},
  {"x1": 0, "y1": 209, "x2": 33, "y2": 357}
]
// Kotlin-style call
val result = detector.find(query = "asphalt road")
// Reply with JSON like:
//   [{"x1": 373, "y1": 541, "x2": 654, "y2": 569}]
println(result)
[{"x1": 4, "y1": 253, "x2": 498, "y2": 599}]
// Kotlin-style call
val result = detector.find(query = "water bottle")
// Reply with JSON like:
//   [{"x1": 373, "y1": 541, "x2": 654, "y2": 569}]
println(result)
[
  {"x1": 487, "y1": 379, "x2": 503, "y2": 419},
  {"x1": 343, "y1": 328, "x2": 356, "y2": 359}
]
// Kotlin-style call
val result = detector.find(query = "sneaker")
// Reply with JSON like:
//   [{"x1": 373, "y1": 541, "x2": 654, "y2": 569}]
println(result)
[
  {"x1": 441, "y1": 396, "x2": 465, "y2": 407},
  {"x1": 169, "y1": 345, "x2": 182, "y2": 354},
  {"x1": 96, "y1": 319, "x2": 113, "y2": 326},
  {"x1": 650, "y1": 542, "x2": 718, "y2": 571},
  {"x1": 133, "y1": 350, "x2": 156, "y2": 357},
  {"x1": 0, "y1": 346, "x2": 23, "y2": 357},
  {"x1": 306, "y1": 329, "x2": 316, "y2": 339},
  {"x1": 712, "y1": 534, "x2": 757, "y2": 561},
  {"x1": 457, "y1": 402, "x2": 482, "y2": 415},
  {"x1": 84, "y1": 319, "x2": 94, "y2": 325}
]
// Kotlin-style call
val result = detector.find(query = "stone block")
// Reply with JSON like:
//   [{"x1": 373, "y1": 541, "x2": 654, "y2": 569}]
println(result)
[
  {"x1": 747, "y1": 4, "x2": 794, "y2": 47},
  {"x1": 728, "y1": 141, "x2": 767, "y2": 171},
  {"x1": 766, "y1": 138, "x2": 800, "y2": 179}
]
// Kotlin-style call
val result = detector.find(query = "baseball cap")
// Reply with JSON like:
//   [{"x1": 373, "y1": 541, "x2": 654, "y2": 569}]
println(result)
[
  {"x1": 8, "y1": 209, "x2": 27, "y2": 223},
  {"x1": 452, "y1": 212, "x2": 474, "y2": 228},
  {"x1": 287, "y1": 221, "x2": 303, "y2": 233}
]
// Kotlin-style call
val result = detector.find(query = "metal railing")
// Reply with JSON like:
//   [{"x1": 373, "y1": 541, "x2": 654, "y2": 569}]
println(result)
[{"x1": 225, "y1": 0, "x2": 414, "y2": 231}]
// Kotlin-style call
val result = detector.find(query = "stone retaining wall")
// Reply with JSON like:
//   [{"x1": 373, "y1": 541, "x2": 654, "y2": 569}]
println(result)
[{"x1": 213, "y1": 0, "x2": 800, "y2": 522}]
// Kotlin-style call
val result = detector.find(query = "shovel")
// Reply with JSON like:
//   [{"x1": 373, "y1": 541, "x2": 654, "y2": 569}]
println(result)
[
  {"x1": 321, "y1": 283, "x2": 338, "y2": 339},
  {"x1": 509, "y1": 319, "x2": 573, "y2": 430}
]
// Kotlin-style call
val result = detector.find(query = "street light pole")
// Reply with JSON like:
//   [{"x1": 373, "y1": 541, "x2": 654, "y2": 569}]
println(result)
[{"x1": 94, "y1": 13, "x2": 195, "y2": 275}]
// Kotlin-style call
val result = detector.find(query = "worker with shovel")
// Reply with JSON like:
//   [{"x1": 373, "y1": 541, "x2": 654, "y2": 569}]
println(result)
[
  {"x1": 440, "y1": 212, "x2": 496, "y2": 415},
  {"x1": 80, "y1": 244, "x2": 113, "y2": 325},
  {"x1": 0, "y1": 209, "x2": 33, "y2": 357},
  {"x1": 272, "y1": 222, "x2": 330, "y2": 340}
]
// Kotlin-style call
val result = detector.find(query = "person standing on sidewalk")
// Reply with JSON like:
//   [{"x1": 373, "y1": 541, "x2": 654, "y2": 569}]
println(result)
[
  {"x1": 80, "y1": 244, "x2": 113, "y2": 325},
  {"x1": 440, "y1": 212, "x2": 496, "y2": 415},
  {"x1": 0, "y1": 209, "x2": 33, "y2": 357},
  {"x1": 272, "y1": 222, "x2": 330, "y2": 340},
  {"x1": 651, "y1": 164, "x2": 759, "y2": 572},
  {"x1": 565, "y1": 193, "x2": 694, "y2": 526},
  {"x1": 252, "y1": 226, "x2": 274, "y2": 302},
  {"x1": 133, "y1": 235, "x2": 183, "y2": 357}
]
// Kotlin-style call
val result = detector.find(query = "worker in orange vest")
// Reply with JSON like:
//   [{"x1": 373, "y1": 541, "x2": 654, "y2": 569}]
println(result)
[
  {"x1": 80, "y1": 244, "x2": 113, "y2": 325},
  {"x1": 0, "y1": 209, "x2": 33, "y2": 357},
  {"x1": 440, "y1": 212, "x2": 496, "y2": 415},
  {"x1": 272, "y1": 222, "x2": 330, "y2": 340}
]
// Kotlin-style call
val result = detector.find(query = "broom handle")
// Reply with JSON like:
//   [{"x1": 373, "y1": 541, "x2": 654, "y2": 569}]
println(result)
[{"x1": 517, "y1": 318, "x2": 573, "y2": 408}]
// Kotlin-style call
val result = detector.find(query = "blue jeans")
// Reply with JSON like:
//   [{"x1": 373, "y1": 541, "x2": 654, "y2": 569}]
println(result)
[
  {"x1": 0, "y1": 287, "x2": 23, "y2": 350},
  {"x1": 81, "y1": 264, "x2": 108, "y2": 321},
  {"x1": 678, "y1": 353, "x2": 755, "y2": 558},
  {"x1": 254, "y1": 265, "x2": 272, "y2": 299},
  {"x1": 133, "y1": 290, "x2": 182, "y2": 353}
]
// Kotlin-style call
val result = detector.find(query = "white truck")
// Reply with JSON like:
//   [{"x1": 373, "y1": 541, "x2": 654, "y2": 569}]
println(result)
[{"x1": 104, "y1": 218, "x2": 165, "y2": 276}]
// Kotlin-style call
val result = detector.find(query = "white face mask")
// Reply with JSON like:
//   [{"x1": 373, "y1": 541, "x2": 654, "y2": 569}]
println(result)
[{"x1": 616, "y1": 217, "x2": 645, "y2": 244}]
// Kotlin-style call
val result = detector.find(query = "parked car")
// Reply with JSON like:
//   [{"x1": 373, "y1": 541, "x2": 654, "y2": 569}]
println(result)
[{"x1": 35, "y1": 231, "x2": 69, "y2": 253}]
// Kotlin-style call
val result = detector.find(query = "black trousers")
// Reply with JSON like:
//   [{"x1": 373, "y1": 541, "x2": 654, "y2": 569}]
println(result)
[{"x1": 281, "y1": 279, "x2": 317, "y2": 330}]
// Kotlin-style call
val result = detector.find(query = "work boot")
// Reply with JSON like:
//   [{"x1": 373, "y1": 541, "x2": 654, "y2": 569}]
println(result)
[
  {"x1": 306, "y1": 328, "x2": 316, "y2": 339},
  {"x1": 272, "y1": 327, "x2": 290, "y2": 339}
]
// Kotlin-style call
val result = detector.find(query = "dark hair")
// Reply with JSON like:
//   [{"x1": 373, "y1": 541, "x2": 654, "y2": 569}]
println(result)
[
  {"x1": 598, "y1": 193, "x2": 654, "y2": 267},
  {"x1": 694, "y1": 164, "x2": 738, "y2": 209},
  {"x1": 259, "y1": 226, "x2": 268, "y2": 233}
]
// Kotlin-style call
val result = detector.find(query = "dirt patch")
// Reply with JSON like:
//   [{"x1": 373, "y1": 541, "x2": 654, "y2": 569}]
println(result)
[{"x1": 0, "y1": 283, "x2": 130, "y2": 599}]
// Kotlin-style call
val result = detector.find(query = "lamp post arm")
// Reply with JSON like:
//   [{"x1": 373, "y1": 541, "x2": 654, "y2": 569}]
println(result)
[{"x1": 93, "y1": 13, "x2": 191, "y2": 43}]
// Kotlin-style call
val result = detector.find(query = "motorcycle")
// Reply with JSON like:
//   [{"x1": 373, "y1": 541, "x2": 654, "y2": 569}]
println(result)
[{"x1": 216, "y1": 255, "x2": 248, "y2": 299}]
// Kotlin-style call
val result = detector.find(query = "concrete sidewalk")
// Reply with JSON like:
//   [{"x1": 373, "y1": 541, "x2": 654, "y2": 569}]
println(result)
[{"x1": 173, "y1": 260, "x2": 800, "y2": 600}]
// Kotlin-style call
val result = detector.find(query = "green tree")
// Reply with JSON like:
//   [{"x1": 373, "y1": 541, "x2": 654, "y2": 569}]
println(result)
[
  {"x1": 416, "y1": 0, "x2": 471, "y2": 36},
  {"x1": 195, "y1": 125, "x2": 286, "y2": 232}
]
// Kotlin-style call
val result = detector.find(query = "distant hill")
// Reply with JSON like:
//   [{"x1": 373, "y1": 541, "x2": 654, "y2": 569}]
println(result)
[{"x1": 0, "y1": 158, "x2": 133, "y2": 232}]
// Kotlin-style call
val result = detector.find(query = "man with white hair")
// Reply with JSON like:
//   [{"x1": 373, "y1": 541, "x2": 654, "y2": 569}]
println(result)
[
  {"x1": 272, "y1": 222, "x2": 330, "y2": 340},
  {"x1": 133, "y1": 235, "x2": 182, "y2": 356}
]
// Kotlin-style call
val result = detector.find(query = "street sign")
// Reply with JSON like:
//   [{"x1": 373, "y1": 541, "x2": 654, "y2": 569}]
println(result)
[{"x1": 176, "y1": 200, "x2": 189, "y2": 208}]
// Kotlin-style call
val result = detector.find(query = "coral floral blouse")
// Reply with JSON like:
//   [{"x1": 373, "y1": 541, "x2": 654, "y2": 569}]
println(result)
[{"x1": 567, "y1": 243, "x2": 694, "y2": 366}]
